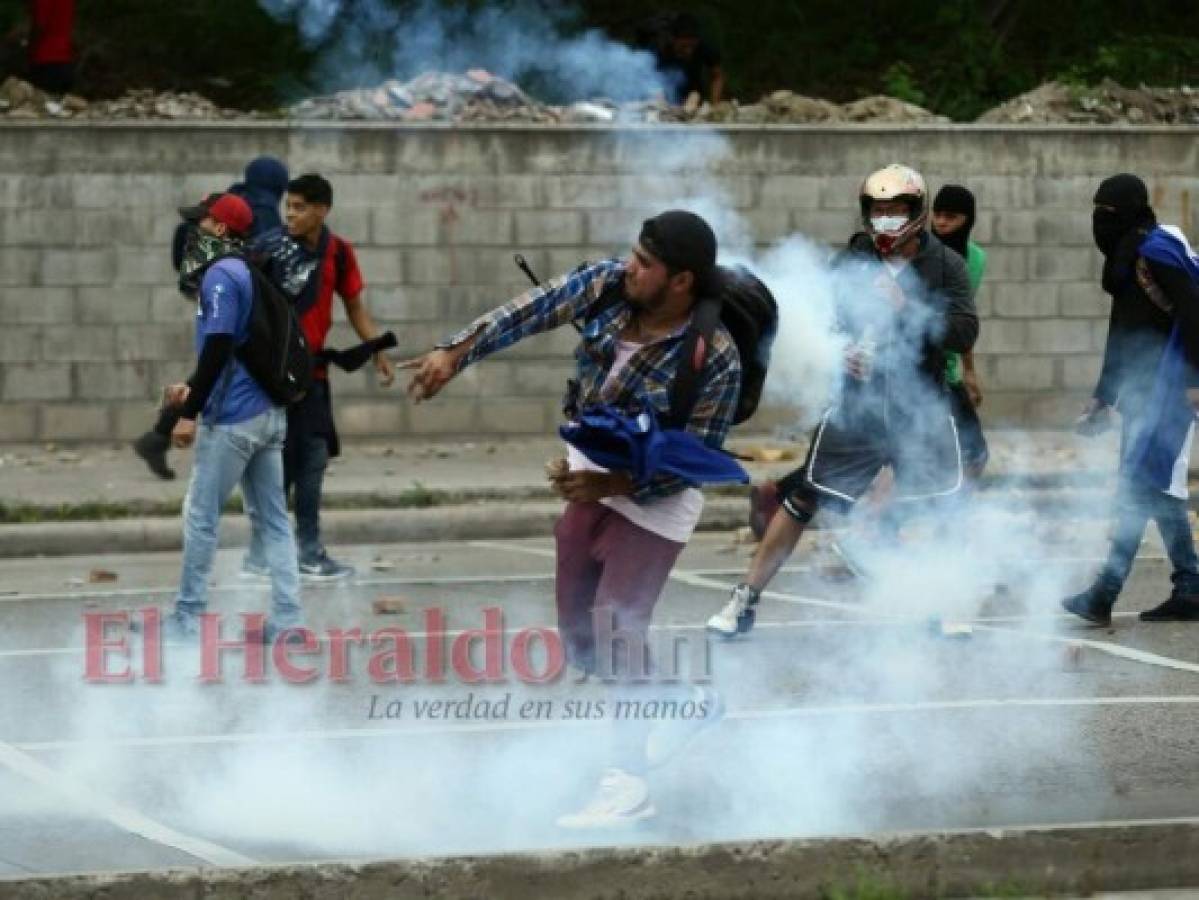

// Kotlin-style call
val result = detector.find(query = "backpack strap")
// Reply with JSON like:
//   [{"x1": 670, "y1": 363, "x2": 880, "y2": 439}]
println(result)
[{"x1": 664, "y1": 294, "x2": 722, "y2": 429}]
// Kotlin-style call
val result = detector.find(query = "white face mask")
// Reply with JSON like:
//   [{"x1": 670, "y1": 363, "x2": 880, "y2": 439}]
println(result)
[{"x1": 870, "y1": 215, "x2": 909, "y2": 234}]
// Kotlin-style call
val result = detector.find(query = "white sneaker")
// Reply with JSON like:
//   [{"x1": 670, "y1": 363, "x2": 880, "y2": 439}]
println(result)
[
  {"x1": 555, "y1": 768, "x2": 655, "y2": 829},
  {"x1": 645, "y1": 685, "x2": 725, "y2": 769},
  {"x1": 706, "y1": 583, "x2": 759, "y2": 638}
]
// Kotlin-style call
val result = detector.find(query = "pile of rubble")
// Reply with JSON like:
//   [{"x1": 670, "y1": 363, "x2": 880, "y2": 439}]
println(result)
[
  {"x1": 978, "y1": 79, "x2": 1199, "y2": 124},
  {"x1": 3, "y1": 70, "x2": 1197, "y2": 125},
  {"x1": 287, "y1": 72, "x2": 951, "y2": 125},
  {"x1": 0, "y1": 75, "x2": 255, "y2": 120}
]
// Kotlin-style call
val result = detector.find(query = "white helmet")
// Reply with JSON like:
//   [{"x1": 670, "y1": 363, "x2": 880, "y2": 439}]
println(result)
[{"x1": 859, "y1": 163, "x2": 928, "y2": 255}]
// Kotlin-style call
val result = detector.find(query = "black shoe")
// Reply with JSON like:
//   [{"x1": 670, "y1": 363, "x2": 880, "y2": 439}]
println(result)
[
  {"x1": 1140, "y1": 593, "x2": 1199, "y2": 622},
  {"x1": 1061, "y1": 582, "x2": 1117, "y2": 626},
  {"x1": 133, "y1": 431, "x2": 175, "y2": 480}
]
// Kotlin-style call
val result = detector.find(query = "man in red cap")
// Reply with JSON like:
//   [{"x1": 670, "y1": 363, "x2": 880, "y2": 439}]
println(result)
[{"x1": 155, "y1": 193, "x2": 303, "y2": 644}]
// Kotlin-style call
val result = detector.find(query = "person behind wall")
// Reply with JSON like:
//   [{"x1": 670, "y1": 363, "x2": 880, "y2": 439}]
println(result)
[
  {"x1": 133, "y1": 156, "x2": 291, "y2": 481},
  {"x1": 24, "y1": 0, "x2": 74, "y2": 95},
  {"x1": 1062, "y1": 173, "x2": 1199, "y2": 626},
  {"x1": 241, "y1": 173, "x2": 395, "y2": 581},
  {"x1": 147, "y1": 193, "x2": 304, "y2": 644},
  {"x1": 931, "y1": 183, "x2": 989, "y2": 480},
  {"x1": 708, "y1": 163, "x2": 977, "y2": 639},
  {"x1": 648, "y1": 12, "x2": 724, "y2": 106},
  {"x1": 402, "y1": 210, "x2": 742, "y2": 829}
]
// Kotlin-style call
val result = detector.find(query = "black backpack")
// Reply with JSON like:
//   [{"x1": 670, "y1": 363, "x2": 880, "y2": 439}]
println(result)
[{"x1": 236, "y1": 259, "x2": 314, "y2": 406}]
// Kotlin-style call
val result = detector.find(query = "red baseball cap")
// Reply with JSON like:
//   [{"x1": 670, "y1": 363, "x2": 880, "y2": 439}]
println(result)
[{"x1": 179, "y1": 193, "x2": 252, "y2": 237}]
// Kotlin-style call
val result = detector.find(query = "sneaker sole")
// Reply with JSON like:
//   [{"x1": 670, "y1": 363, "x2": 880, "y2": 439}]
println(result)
[{"x1": 300, "y1": 569, "x2": 355, "y2": 581}]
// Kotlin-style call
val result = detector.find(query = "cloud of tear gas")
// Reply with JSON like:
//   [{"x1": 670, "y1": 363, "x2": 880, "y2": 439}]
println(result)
[{"x1": 258, "y1": 0, "x2": 667, "y2": 102}]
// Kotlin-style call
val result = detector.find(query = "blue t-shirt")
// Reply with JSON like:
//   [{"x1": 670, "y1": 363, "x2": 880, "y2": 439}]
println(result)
[{"x1": 195, "y1": 258, "x2": 273, "y2": 425}]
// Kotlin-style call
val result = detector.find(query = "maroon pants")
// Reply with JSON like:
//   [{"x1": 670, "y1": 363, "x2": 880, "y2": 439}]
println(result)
[{"x1": 554, "y1": 501, "x2": 684, "y2": 677}]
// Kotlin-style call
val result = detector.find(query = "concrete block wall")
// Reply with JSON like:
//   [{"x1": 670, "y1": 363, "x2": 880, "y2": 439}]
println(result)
[{"x1": 0, "y1": 123, "x2": 1197, "y2": 442}]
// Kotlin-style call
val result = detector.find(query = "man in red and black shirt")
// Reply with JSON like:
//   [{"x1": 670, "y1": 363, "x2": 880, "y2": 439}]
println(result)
[{"x1": 245, "y1": 173, "x2": 394, "y2": 579}]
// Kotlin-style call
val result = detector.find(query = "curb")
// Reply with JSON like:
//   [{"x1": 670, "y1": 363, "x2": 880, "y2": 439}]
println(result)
[
  {"x1": 0, "y1": 482, "x2": 1119, "y2": 558},
  {"x1": 2, "y1": 821, "x2": 1198, "y2": 898}
]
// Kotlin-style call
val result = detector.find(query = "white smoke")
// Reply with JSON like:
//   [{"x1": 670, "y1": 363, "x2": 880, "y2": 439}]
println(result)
[{"x1": 258, "y1": 0, "x2": 667, "y2": 101}]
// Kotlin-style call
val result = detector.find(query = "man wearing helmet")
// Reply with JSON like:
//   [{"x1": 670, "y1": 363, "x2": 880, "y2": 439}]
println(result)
[{"x1": 709, "y1": 163, "x2": 977, "y2": 638}]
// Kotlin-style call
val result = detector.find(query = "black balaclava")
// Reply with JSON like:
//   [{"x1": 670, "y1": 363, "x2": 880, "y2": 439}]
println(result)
[
  {"x1": 1093, "y1": 173, "x2": 1154, "y2": 257},
  {"x1": 1093, "y1": 173, "x2": 1156, "y2": 295},
  {"x1": 932, "y1": 184, "x2": 976, "y2": 259},
  {"x1": 638, "y1": 210, "x2": 718, "y2": 294}
]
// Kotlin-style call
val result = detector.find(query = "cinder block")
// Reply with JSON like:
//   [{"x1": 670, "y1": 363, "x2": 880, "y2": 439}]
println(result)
[
  {"x1": 115, "y1": 324, "x2": 192, "y2": 363},
  {"x1": 743, "y1": 209, "x2": 792, "y2": 245},
  {"x1": 1025, "y1": 392, "x2": 1091, "y2": 427},
  {"x1": 992, "y1": 355, "x2": 1055, "y2": 390},
  {"x1": 543, "y1": 176, "x2": 622, "y2": 209},
  {"x1": 1031, "y1": 247, "x2": 1096, "y2": 282},
  {"x1": 514, "y1": 211, "x2": 584, "y2": 247},
  {"x1": 0, "y1": 327, "x2": 42, "y2": 362},
  {"x1": 0, "y1": 250, "x2": 41, "y2": 286},
  {"x1": 447, "y1": 209, "x2": 516, "y2": 246},
  {"x1": 818, "y1": 177, "x2": 865, "y2": 210},
  {"x1": 0, "y1": 209, "x2": 77, "y2": 246},
  {"x1": 76, "y1": 286, "x2": 154, "y2": 324},
  {"x1": 365, "y1": 287, "x2": 440, "y2": 323},
  {"x1": 407, "y1": 398, "x2": 479, "y2": 435},
  {"x1": 75, "y1": 362, "x2": 153, "y2": 400},
  {"x1": 974, "y1": 319, "x2": 1027, "y2": 355},
  {"x1": 334, "y1": 401, "x2": 407, "y2": 437},
  {"x1": 1036, "y1": 212, "x2": 1094, "y2": 246},
  {"x1": 372, "y1": 208, "x2": 443, "y2": 245},
  {"x1": 354, "y1": 247, "x2": 404, "y2": 285},
  {"x1": 758, "y1": 176, "x2": 822, "y2": 210},
  {"x1": 403, "y1": 249, "x2": 509, "y2": 287},
  {"x1": 43, "y1": 326, "x2": 116, "y2": 362},
  {"x1": 1026, "y1": 318, "x2": 1093, "y2": 354},
  {"x1": 1059, "y1": 283, "x2": 1107, "y2": 318},
  {"x1": 1033, "y1": 176, "x2": 1098, "y2": 209},
  {"x1": 790, "y1": 210, "x2": 856, "y2": 244},
  {"x1": 993, "y1": 212, "x2": 1038, "y2": 245},
  {"x1": 2, "y1": 363, "x2": 71, "y2": 401},
  {"x1": 115, "y1": 248, "x2": 174, "y2": 286},
  {"x1": 477, "y1": 398, "x2": 547, "y2": 434},
  {"x1": 0, "y1": 287, "x2": 72, "y2": 324},
  {"x1": 40, "y1": 249, "x2": 115, "y2": 286},
  {"x1": 969, "y1": 176, "x2": 1036, "y2": 210},
  {"x1": 113, "y1": 402, "x2": 161, "y2": 440},
  {"x1": 42, "y1": 404, "x2": 112, "y2": 440},
  {"x1": 0, "y1": 404, "x2": 38, "y2": 441},
  {"x1": 980, "y1": 246, "x2": 1027, "y2": 282},
  {"x1": 468, "y1": 176, "x2": 543, "y2": 209},
  {"x1": 151, "y1": 288, "x2": 194, "y2": 323},
  {"x1": 586, "y1": 210, "x2": 657, "y2": 245},
  {"x1": 992, "y1": 283, "x2": 1058, "y2": 318},
  {"x1": 977, "y1": 391, "x2": 1032, "y2": 426},
  {"x1": 329, "y1": 207, "x2": 370, "y2": 244},
  {"x1": 1062, "y1": 354, "x2": 1103, "y2": 390}
]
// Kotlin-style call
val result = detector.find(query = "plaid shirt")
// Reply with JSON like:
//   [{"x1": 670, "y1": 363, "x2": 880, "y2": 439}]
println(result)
[{"x1": 438, "y1": 258, "x2": 742, "y2": 502}]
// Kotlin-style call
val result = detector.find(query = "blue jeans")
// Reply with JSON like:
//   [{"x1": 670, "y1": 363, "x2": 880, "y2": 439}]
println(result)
[
  {"x1": 245, "y1": 426, "x2": 328, "y2": 567},
  {"x1": 177, "y1": 408, "x2": 302, "y2": 626},
  {"x1": 1100, "y1": 475, "x2": 1199, "y2": 597}
]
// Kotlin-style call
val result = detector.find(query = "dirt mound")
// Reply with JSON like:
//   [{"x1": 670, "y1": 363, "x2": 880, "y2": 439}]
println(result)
[{"x1": 979, "y1": 79, "x2": 1199, "y2": 124}]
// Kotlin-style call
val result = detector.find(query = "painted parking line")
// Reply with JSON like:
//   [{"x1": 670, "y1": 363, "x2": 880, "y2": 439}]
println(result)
[
  {"x1": 0, "y1": 738, "x2": 255, "y2": 867},
  {"x1": 14, "y1": 694, "x2": 1199, "y2": 755},
  {"x1": 974, "y1": 623, "x2": 1199, "y2": 676}
]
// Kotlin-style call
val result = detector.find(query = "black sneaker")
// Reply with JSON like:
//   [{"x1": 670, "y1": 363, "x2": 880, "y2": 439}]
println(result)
[
  {"x1": 133, "y1": 431, "x2": 175, "y2": 481},
  {"x1": 1140, "y1": 593, "x2": 1199, "y2": 622},
  {"x1": 130, "y1": 609, "x2": 200, "y2": 642},
  {"x1": 299, "y1": 554, "x2": 354, "y2": 581},
  {"x1": 1061, "y1": 582, "x2": 1117, "y2": 626}
]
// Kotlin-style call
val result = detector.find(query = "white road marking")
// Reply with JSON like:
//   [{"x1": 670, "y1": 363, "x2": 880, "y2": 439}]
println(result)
[
  {"x1": 0, "y1": 738, "x2": 255, "y2": 867},
  {"x1": 975, "y1": 623, "x2": 1199, "y2": 675},
  {"x1": 13, "y1": 694, "x2": 1199, "y2": 754}
]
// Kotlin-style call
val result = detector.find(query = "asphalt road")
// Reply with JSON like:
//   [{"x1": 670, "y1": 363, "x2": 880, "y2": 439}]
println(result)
[{"x1": 1, "y1": 521, "x2": 1198, "y2": 879}]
